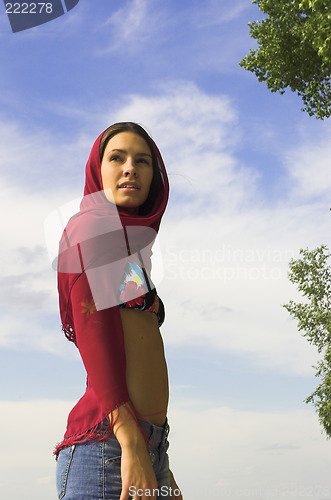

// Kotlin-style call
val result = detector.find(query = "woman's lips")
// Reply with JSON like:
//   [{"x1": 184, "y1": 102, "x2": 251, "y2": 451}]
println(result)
[
  {"x1": 119, "y1": 186, "x2": 139, "y2": 191},
  {"x1": 118, "y1": 183, "x2": 140, "y2": 192}
]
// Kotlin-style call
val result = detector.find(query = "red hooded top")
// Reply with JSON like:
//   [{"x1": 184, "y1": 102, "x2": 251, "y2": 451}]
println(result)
[{"x1": 54, "y1": 126, "x2": 169, "y2": 456}]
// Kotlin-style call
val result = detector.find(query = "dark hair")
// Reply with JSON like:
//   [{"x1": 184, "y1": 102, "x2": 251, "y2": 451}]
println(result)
[{"x1": 99, "y1": 122, "x2": 163, "y2": 215}]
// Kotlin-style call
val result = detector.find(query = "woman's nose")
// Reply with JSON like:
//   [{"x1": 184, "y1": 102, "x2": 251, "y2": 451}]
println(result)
[{"x1": 123, "y1": 158, "x2": 136, "y2": 175}]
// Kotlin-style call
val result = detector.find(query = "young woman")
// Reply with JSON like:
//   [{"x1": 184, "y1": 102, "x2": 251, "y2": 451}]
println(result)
[{"x1": 55, "y1": 123, "x2": 182, "y2": 500}]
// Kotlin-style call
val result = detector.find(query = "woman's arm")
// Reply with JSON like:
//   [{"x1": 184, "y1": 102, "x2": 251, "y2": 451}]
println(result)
[{"x1": 112, "y1": 404, "x2": 158, "y2": 500}]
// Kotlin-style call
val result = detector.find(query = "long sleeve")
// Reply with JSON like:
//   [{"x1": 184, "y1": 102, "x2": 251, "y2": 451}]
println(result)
[
  {"x1": 71, "y1": 270, "x2": 130, "y2": 415},
  {"x1": 54, "y1": 269, "x2": 136, "y2": 456}
]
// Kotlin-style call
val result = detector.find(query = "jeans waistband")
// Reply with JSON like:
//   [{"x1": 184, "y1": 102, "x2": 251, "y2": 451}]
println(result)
[
  {"x1": 139, "y1": 417, "x2": 170, "y2": 449},
  {"x1": 99, "y1": 416, "x2": 169, "y2": 449}
]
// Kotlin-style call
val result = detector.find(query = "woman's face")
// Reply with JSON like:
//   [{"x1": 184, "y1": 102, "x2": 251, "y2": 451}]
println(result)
[{"x1": 100, "y1": 132, "x2": 154, "y2": 213}]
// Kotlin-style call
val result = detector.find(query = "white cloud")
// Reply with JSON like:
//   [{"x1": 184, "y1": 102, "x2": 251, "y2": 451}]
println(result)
[
  {"x1": 111, "y1": 0, "x2": 147, "y2": 40},
  {"x1": 158, "y1": 205, "x2": 329, "y2": 376},
  {"x1": 0, "y1": 120, "x2": 90, "y2": 354},
  {"x1": 96, "y1": 0, "x2": 253, "y2": 72},
  {"x1": 187, "y1": 0, "x2": 258, "y2": 73},
  {"x1": 0, "y1": 399, "x2": 72, "y2": 500},
  {"x1": 0, "y1": 399, "x2": 329, "y2": 500},
  {"x1": 285, "y1": 126, "x2": 331, "y2": 201},
  {"x1": 114, "y1": 81, "x2": 238, "y2": 139},
  {"x1": 0, "y1": 118, "x2": 87, "y2": 192},
  {"x1": 101, "y1": 0, "x2": 167, "y2": 51},
  {"x1": 191, "y1": 0, "x2": 252, "y2": 28},
  {"x1": 168, "y1": 403, "x2": 331, "y2": 500}
]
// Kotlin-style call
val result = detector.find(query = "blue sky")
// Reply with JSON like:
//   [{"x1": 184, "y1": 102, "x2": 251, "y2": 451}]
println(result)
[{"x1": 0, "y1": 1, "x2": 331, "y2": 499}]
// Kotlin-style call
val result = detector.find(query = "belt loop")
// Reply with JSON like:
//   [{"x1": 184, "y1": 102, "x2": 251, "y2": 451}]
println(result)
[{"x1": 162, "y1": 421, "x2": 169, "y2": 446}]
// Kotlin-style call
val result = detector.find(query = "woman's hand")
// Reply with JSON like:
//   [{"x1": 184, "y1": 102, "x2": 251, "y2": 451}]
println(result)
[
  {"x1": 120, "y1": 443, "x2": 158, "y2": 500},
  {"x1": 169, "y1": 469, "x2": 183, "y2": 500},
  {"x1": 111, "y1": 405, "x2": 158, "y2": 500}
]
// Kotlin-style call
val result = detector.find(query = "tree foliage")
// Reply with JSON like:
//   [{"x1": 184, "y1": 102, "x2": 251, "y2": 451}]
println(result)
[
  {"x1": 283, "y1": 245, "x2": 331, "y2": 437},
  {"x1": 240, "y1": 0, "x2": 331, "y2": 119}
]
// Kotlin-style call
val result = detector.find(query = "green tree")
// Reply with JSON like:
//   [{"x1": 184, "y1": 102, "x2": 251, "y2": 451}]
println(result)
[
  {"x1": 240, "y1": 0, "x2": 331, "y2": 119},
  {"x1": 283, "y1": 245, "x2": 331, "y2": 436}
]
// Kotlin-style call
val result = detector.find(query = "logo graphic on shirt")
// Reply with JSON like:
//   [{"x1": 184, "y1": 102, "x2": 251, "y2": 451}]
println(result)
[
  {"x1": 119, "y1": 259, "x2": 147, "y2": 307},
  {"x1": 3, "y1": 0, "x2": 80, "y2": 33}
]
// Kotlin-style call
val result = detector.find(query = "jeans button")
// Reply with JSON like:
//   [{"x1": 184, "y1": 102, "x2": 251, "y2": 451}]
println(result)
[{"x1": 149, "y1": 451, "x2": 156, "y2": 465}]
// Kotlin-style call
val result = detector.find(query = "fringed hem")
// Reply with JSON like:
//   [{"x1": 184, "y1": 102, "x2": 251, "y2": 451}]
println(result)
[
  {"x1": 53, "y1": 401, "x2": 150, "y2": 460},
  {"x1": 62, "y1": 323, "x2": 77, "y2": 345},
  {"x1": 54, "y1": 414, "x2": 115, "y2": 459}
]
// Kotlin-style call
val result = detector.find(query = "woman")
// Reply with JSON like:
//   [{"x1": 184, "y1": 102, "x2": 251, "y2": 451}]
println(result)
[{"x1": 55, "y1": 122, "x2": 182, "y2": 500}]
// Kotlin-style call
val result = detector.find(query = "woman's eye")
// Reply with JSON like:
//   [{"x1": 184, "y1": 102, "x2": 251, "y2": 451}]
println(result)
[
  {"x1": 108, "y1": 155, "x2": 150, "y2": 165},
  {"x1": 110, "y1": 155, "x2": 122, "y2": 162},
  {"x1": 137, "y1": 158, "x2": 152, "y2": 165}
]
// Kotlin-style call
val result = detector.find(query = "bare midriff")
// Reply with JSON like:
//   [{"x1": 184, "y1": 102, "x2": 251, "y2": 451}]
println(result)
[{"x1": 120, "y1": 308, "x2": 169, "y2": 427}]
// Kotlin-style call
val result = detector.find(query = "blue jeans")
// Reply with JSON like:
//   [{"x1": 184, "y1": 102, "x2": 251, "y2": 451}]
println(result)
[{"x1": 56, "y1": 419, "x2": 171, "y2": 499}]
